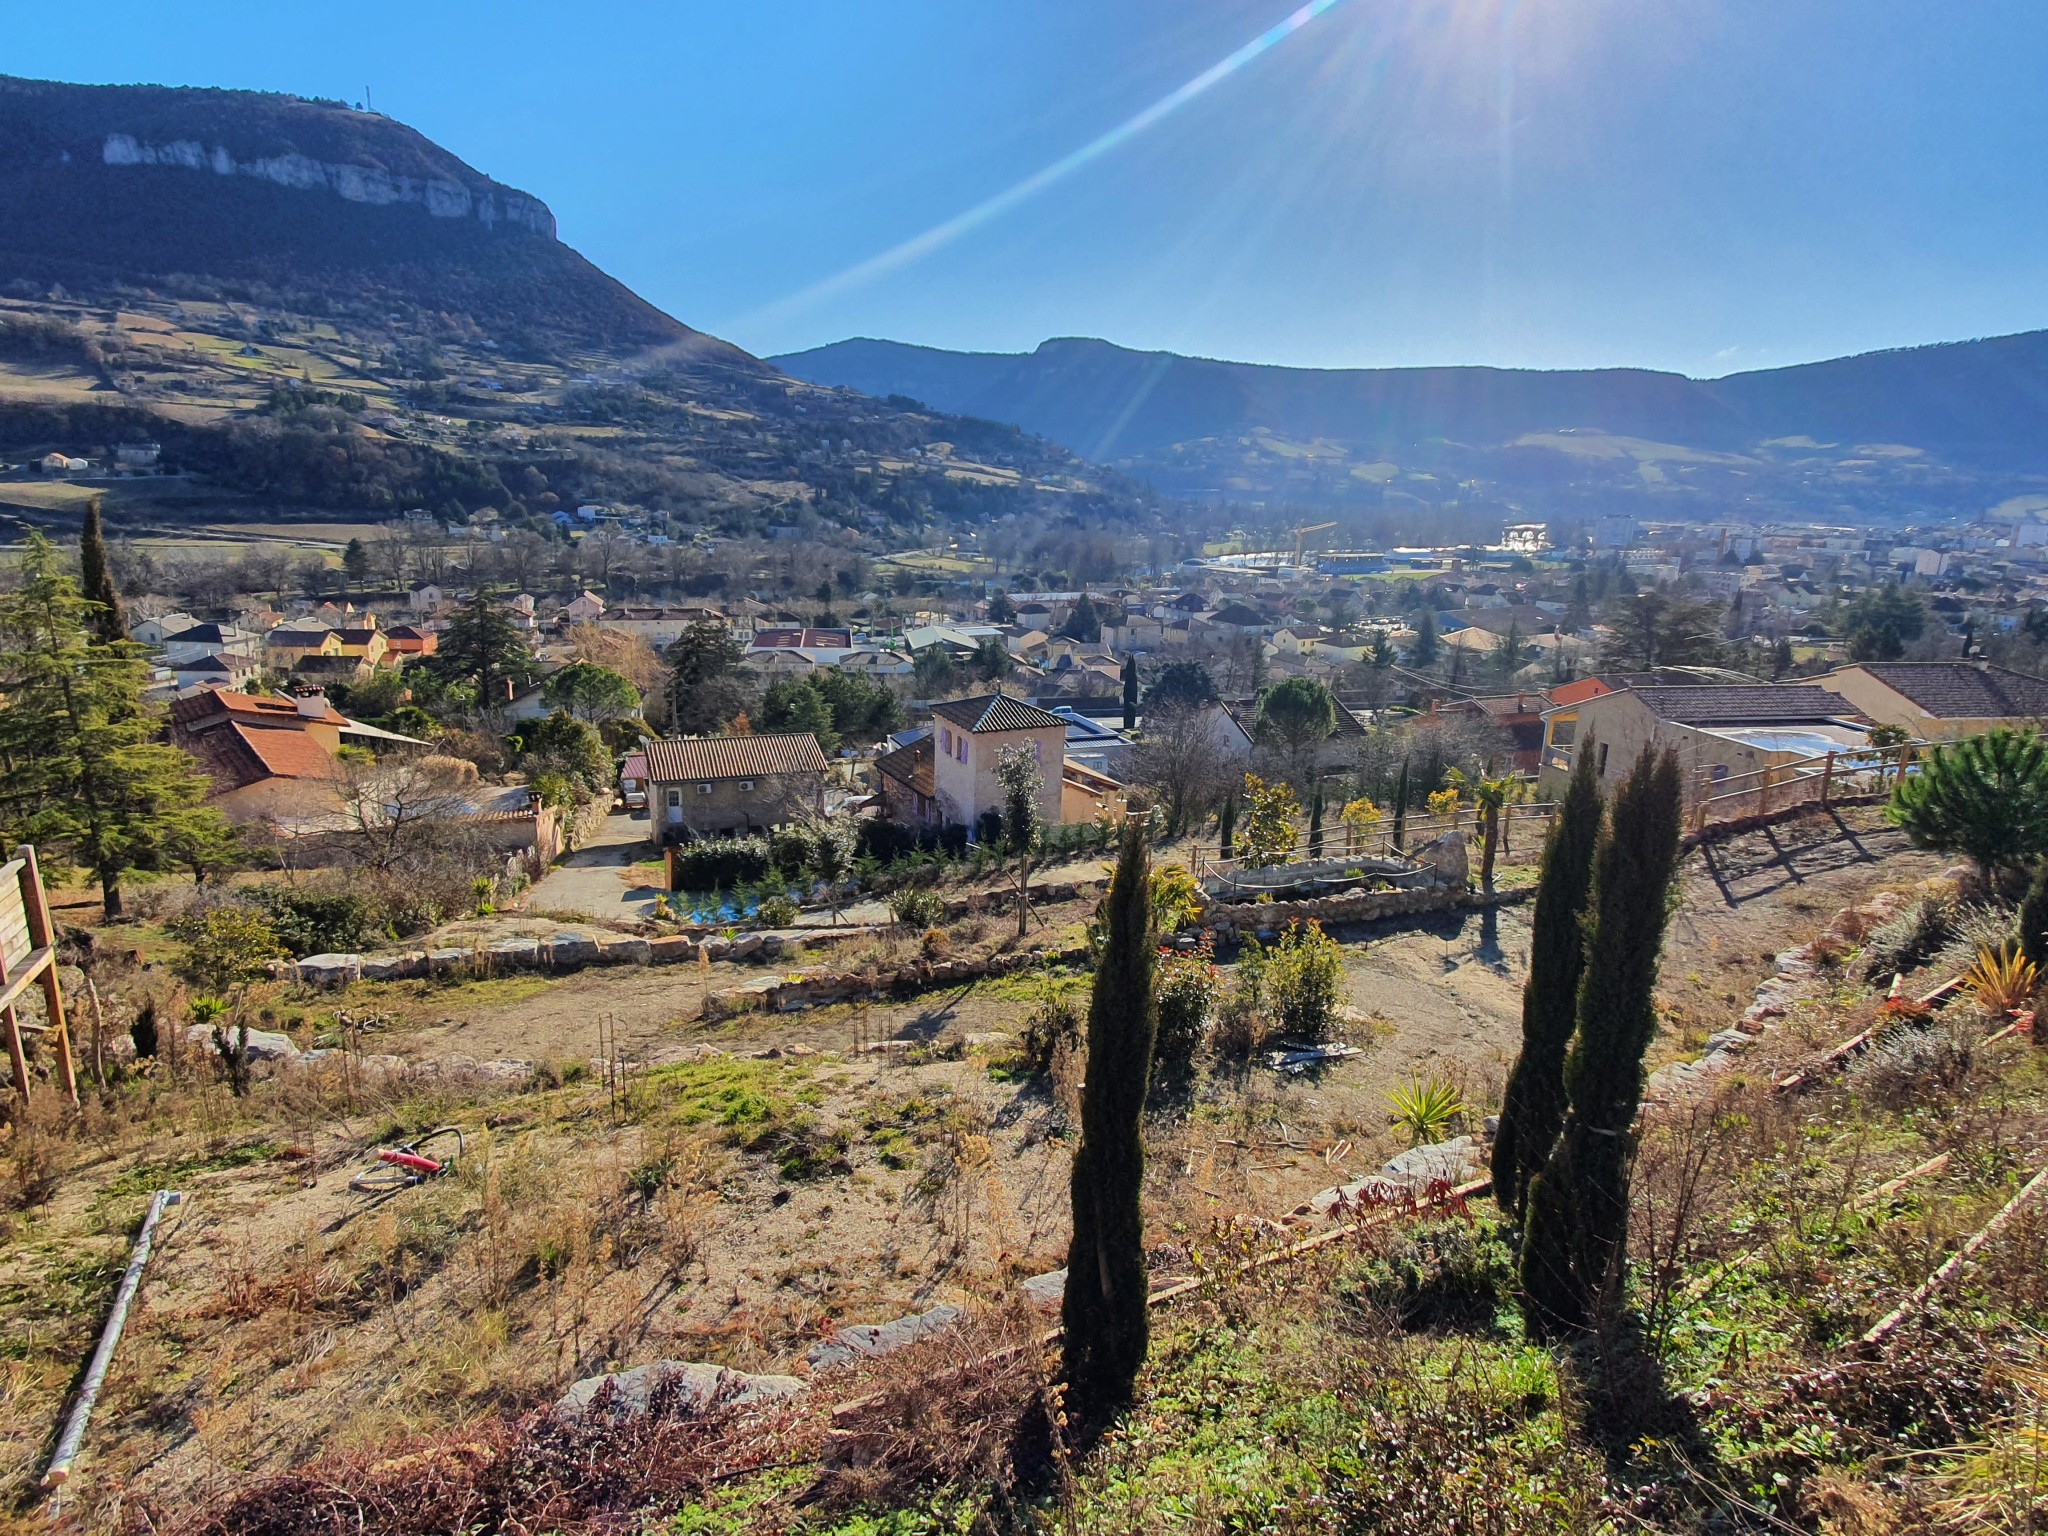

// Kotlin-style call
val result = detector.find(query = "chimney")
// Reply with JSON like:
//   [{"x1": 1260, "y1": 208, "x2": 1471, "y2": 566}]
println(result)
[{"x1": 296, "y1": 688, "x2": 327, "y2": 719}]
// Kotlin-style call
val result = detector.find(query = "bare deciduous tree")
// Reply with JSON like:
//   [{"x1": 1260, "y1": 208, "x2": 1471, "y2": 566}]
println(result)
[
  {"x1": 1128, "y1": 702, "x2": 1237, "y2": 837},
  {"x1": 337, "y1": 752, "x2": 487, "y2": 874}
]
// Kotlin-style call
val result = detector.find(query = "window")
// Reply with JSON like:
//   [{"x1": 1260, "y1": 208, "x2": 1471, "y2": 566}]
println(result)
[
  {"x1": 940, "y1": 727, "x2": 951, "y2": 753},
  {"x1": 958, "y1": 737, "x2": 968, "y2": 762},
  {"x1": 1549, "y1": 718, "x2": 1576, "y2": 746},
  {"x1": 1597, "y1": 743, "x2": 1610, "y2": 776},
  {"x1": 666, "y1": 788, "x2": 680, "y2": 807}
]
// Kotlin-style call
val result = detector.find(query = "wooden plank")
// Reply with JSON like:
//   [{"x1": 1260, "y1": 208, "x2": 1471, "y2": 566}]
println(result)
[
  {"x1": 1861, "y1": 1166, "x2": 2048, "y2": 1348},
  {"x1": 17, "y1": 846, "x2": 74, "y2": 1101},
  {"x1": 0, "y1": 949, "x2": 53, "y2": 1018},
  {"x1": 0, "y1": 909, "x2": 21, "y2": 1105}
]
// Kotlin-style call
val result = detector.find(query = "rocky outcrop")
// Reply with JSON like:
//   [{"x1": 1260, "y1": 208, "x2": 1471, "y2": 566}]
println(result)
[{"x1": 102, "y1": 132, "x2": 555, "y2": 234}]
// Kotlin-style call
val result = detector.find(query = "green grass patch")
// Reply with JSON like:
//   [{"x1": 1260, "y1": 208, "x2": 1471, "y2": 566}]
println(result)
[
  {"x1": 99, "y1": 1139, "x2": 280, "y2": 1201},
  {"x1": 632, "y1": 1057, "x2": 845, "y2": 1178}
]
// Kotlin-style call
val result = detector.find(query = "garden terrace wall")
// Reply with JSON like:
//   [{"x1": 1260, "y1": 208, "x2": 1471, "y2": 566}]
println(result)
[
  {"x1": 702, "y1": 943, "x2": 1094, "y2": 1018},
  {"x1": 1195, "y1": 880, "x2": 1527, "y2": 937},
  {"x1": 282, "y1": 927, "x2": 846, "y2": 987}
]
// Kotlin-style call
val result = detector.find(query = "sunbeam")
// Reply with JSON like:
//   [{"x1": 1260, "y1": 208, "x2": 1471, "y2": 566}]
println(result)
[{"x1": 736, "y1": 0, "x2": 1352, "y2": 330}]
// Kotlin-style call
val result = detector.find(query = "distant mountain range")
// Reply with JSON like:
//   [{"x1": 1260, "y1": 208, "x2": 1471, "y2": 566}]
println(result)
[
  {"x1": 0, "y1": 76, "x2": 1149, "y2": 540},
  {"x1": 773, "y1": 334, "x2": 2048, "y2": 527}
]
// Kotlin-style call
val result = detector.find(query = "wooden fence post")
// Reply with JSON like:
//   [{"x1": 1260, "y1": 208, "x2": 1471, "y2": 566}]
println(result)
[{"x1": 18, "y1": 847, "x2": 76, "y2": 1106}]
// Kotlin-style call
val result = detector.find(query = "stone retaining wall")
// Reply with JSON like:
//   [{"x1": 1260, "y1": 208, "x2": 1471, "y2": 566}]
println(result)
[
  {"x1": 1196, "y1": 880, "x2": 1531, "y2": 937},
  {"x1": 702, "y1": 943, "x2": 1094, "y2": 1018},
  {"x1": 288, "y1": 928, "x2": 802, "y2": 989}
]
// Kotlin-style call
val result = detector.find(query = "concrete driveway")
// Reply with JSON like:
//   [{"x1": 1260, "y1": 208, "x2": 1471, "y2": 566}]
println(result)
[{"x1": 521, "y1": 809, "x2": 665, "y2": 923}]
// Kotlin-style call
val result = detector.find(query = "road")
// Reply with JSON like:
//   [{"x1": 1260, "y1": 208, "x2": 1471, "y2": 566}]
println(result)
[{"x1": 520, "y1": 809, "x2": 665, "y2": 922}]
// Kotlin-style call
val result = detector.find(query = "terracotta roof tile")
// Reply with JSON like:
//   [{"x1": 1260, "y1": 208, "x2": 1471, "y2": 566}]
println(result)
[
  {"x1": 230, "y1": 723, "x2": 343, "y2": 781},
  {"x1": 642, "y1": 733, "x2": 829, "y2": 781}
]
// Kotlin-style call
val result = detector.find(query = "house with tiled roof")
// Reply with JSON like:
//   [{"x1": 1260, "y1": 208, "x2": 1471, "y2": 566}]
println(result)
[
  {"x1": 265, "y1": 625, "x2": 342, "y2": 671},
  {"x1": 160, "y1": 621, "x2": 260, "y2": 667},
  {"x1": 1537, "y1": 683, "x2": 1872, "y2": 795},
  {"x1": 926, "y1": 692, "x2": 1120, "y2": 838},
  {"x1": 872, "y1": 733, "x2": 939, "y2": 829},
  {"x1": 643, "y1": 733, "x2": 829, "y2": 845},
  {"x1": 1823, "y1": 661, "x2": 2048, "y2": 740},
  {"x1": 383, "y1": 623, "x2": 437, "y2": 659},
  {"x1": 172, "y1": 652, "x2": 260, "y2": 692}
]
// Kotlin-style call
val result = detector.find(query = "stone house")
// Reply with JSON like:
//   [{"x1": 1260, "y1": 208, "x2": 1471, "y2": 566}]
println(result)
[{"x1": 644, "y1": 733, "x2": 829, "y2": 846}]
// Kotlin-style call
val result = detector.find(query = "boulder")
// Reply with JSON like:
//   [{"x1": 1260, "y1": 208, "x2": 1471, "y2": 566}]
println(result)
[
  {"x1": 1422, "y1": 832, "x2": 1469, "y2": 890},
  {"x1": 486, "y1": 938, "x2": 541, "y2": 971},
  {"x1": 184, "y1": 1024, "x2": 300, "y2": 1061},
  {"x1": 805, "y1": 1303, "x2": 963, "y2": 1370},
  {"x1": 648, "y1": 935, "x2": 694, "y2": 964},
  {"x1": 554, "y1": 1360, "x2": 803, "y2": 1424},
  {"x1": 425, "y1": 948, "x2": 471, "y2": 976},
  {"x1": 598, "y1": 937, "x2": 652, "y2": 965},
  {"x1": 729, "y1": 934, "x2": 766, "y2": 962},
  {"x1": 543, "y1": 932, "x2": 599, "y2": 968},
  {"x1": 296, "y1": 953, "x2": 361, "y2": 987},
  {"x1": 361, "y1": 954, "x2": 421, "y2": 982},
  {"x1": 1381, "y1": 1134, "x2": 1481, "y2": 1189},
  {"x1": 1020, "y1": 1269, "x2": 1067, "y2": 1311}
]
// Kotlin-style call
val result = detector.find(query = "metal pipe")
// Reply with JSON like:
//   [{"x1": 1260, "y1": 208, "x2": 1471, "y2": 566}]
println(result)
[{"x1": 43, "y1": 1189, "x2": 183, "y2": 1489}]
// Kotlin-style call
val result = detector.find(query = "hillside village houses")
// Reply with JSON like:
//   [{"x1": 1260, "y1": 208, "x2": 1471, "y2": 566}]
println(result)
[{"x1": 107, "y1": 500, "x2": 2048, "y2": 892}]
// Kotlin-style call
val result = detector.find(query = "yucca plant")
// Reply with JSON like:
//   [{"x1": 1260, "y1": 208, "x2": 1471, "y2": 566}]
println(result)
[
  {"x1": 1386, "y1": 1077, "x2": 1470, "y2": 1146},
  {"x1": 1963, "y1": 943, "x2": 2039, "y2": 1015}
]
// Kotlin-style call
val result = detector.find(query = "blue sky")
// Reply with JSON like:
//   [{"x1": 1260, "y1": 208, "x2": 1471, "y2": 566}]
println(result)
[{"x1": 8, "y1": 1, "x2": 2048, "y2": 376}]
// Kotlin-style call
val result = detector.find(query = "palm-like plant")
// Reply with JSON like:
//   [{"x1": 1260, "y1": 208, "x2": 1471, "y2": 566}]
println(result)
[
  {"x1": 1447, "y1": 766, "x2": 1522, "y2": 893},
  {"x1": 1964, "y1": 943, "x2": 2040, "y2": 1015},
  {"x1": 1386, "y1": 1077, "x2": 1470, "y2": 1146}
]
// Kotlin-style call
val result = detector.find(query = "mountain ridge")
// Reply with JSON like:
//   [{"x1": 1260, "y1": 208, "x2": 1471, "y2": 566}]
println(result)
[
  {"x1": 0, "y1": 74, "x2": 717, "y2": 356},
  {"x1": 0, "y1": 76, "x2": 1154, "y2": 542},
  {"x1": 771, "y1": 331, "x2": 2048, "y2": 466}
]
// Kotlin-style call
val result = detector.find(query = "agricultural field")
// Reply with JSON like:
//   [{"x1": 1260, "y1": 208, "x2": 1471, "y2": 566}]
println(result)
[{"x1": 5, "y1": 805, "x2": 2015, "y2": 1534}]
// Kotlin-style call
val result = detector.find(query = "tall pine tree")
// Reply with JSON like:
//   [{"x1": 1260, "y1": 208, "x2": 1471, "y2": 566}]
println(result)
[
  {"x1": 1519, "y1": 744, "x2": 1683, "y2": 1336},
  {"x1": 0, "y1": 532, "x2": 234, "y2": 917},
  {"x1": 1063, "y1": 815, "x2": 1159, "y2": 1427},
  {"x1": 1492, "y1": 740, "x2": 1604, "y2": 1219},
  {"x1": 78, "y1": 496, "x2": 125, "y2": 644},
  {"x1": 430, "y1": 593, "x2": 535, "y2": 716}
]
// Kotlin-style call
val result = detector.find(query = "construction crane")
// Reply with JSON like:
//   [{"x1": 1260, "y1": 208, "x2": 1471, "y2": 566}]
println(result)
[{"x1": 1289, "y1": 522, "x2": 1337, "y2": 566}]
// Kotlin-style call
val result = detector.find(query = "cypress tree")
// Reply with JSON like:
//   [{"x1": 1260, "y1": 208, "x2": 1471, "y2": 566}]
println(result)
[
  {"x1": 1519, "y1": 744, "x2": 1683, "y2": 1336},
  {"x1": 1121, "y1": 656, "x2": 1139, "y2": 732},
  {"x1": 1217, "y1": 788, "x2": 1237, "y2": 859},
  {"x1": 1063, "y1": 815, "x2": 1159, "y2": 1426},
  {"x1": 1493, "y1": 740, "x2": 1604, "y2": 1218},
  {"x1": 2019, "y1": 856, "x2": 2048, "y2": 980},
  {"x1": 78, "y1": 496, "x2": 124, "y2": 644},
  {"x1": 1392, "y1": 760, "x2": 1410, "y2": 851},
  {"x1": 1308, "y1": 783, "x2": 1325, "y2": 858}
]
